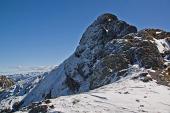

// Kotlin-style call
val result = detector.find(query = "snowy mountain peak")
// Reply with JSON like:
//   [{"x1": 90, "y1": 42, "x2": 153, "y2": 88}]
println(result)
[
  {"x1": 1, "y1": 13, "x2": 170, "y2": 112},
  {"x1": 79, "y1": 13, "x2": 137, "y2": 47}
]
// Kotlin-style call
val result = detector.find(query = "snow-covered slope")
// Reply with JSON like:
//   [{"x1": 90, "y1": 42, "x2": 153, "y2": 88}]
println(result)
[
  {"x1": 48, "y1": 81, "x2": 170, "y2": 113},
  {"x1": 18, "y1": 66, "x2": 170, "y2": 113},
  {"x1": 47, "y1": 80, "x2": 170, "y2": 113}
]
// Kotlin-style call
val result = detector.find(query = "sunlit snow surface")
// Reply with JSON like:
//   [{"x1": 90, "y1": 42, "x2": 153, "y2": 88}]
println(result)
[
  {"x1": 153, "y1": 38, "x2": 170, "y2": 53},
  {"x1": 17, "y1": 78, "x2": 170, "y2": 113},
  {"x1": 14, "y1": 65, "x2": 170, "y2": 113}
]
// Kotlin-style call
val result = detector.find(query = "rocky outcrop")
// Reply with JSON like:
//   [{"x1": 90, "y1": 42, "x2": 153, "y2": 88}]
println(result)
[
  {"x1": 89, "y1": 32, "x2": 165, "y2": 89},
  {"x1": 149, "y1": 66, "x2": 170, "y2": 87},
  {"x1": 160, "y1": 67, "x2": 170, "y2": 86}
]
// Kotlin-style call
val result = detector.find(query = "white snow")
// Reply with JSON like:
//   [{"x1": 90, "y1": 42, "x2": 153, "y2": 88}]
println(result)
[
  {"x1": 17, "y1": 79, "x2": 170, "y2": 113},
  {"x1": 48, "y1": 80, "x2": 170, "y2": 113},
  {"x1": 156, "y1": 31, "x2": 162, "y2": 34},
  {"x1": 153, "y1": 38, "x2": 170, "y2": 53},
  {"x1": 108, "y1": 18, "x2": 112, "y2": 22},
  {"x1": 103, "y1": 26, "x2": 109, "y2": 33},
  {"x1": 134, "y1": 36, "x2": 142, "y2": 40}
]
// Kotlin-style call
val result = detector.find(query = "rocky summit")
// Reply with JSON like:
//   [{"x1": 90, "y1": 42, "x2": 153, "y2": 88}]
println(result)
[{"x1": 0, "y1": 13, "x2": 170, "y2": 113}]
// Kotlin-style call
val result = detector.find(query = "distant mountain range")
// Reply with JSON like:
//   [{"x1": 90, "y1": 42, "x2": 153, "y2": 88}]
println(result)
[{"x1": 0, "y1": 65, "x2": 56, "y2": 75}]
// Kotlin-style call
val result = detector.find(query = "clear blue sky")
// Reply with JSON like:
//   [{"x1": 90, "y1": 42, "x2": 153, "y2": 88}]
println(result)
[{"x1": 0, "y1": 0, "x2": 170, "y2": 74}]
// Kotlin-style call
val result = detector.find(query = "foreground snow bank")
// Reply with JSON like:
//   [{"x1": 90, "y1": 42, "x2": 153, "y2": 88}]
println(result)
[{"x1": 19, "y1": 79, "x2": 170, "y2": 113}]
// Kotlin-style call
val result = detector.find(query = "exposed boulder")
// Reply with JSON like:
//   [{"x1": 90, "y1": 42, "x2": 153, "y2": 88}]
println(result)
[{"x1": 159, "y1": 68, "x2": 170, "y2": 86}]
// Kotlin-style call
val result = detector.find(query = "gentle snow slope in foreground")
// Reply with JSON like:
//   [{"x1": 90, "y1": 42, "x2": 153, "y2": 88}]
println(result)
[{"x1": 19, "y1": 79, "x2": 170, "y2": 113}]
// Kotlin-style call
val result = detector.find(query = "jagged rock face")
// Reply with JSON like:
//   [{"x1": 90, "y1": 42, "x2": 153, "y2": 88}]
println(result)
[
  {"x1": 19, "y1": 13, "x2": 170, "y2": 107},
  {"x1": 89, "y1": 31, "x2": 165, "y2": 89},
  {"x1": 74, "y1": 14, "x2": 166, "y2": 89},
  {"x1": 68, "y1": 17, "x2": 170, "y2": 90},
  {"x1": 79, "y1": 13, "x2": 137, "y2": 49},
  {"x1": 73, "y1": 14, "x2": 138, "y2": 89}
]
